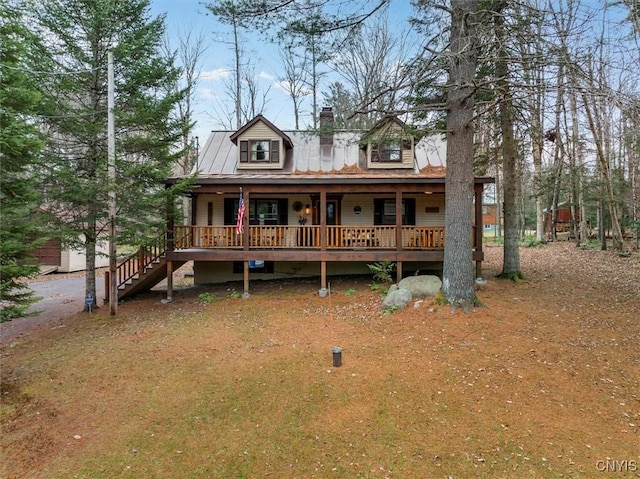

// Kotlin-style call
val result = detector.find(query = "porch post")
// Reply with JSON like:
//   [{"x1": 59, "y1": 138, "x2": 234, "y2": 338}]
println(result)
[
  {"x1": 167, "y1": 189, "x2": 175, "y2": 252},
  {"x1": 319, "y1": 190, "x2": 327, "y2": 292},
  {"x1": 190, "y1": 193, "x2": 197, "y2": 225},
  {"x1": 396, "y1": 261, "x2": 403, "y2": 283},
  {"x1": 166, "y1": 260, "x2": 173, "y2": 302},
  {"x1": 243, "y1": 190, "x2": 250, "y2": 251},
  {"x1": 243, "y1": 190, "x2": 250, "y2": 297},
  {"x1": 395, "y1": 190, "x2": 403, "y2": 250},
  {"x1": 320, "y1": 190, "x2": 327, "y2": 249}
]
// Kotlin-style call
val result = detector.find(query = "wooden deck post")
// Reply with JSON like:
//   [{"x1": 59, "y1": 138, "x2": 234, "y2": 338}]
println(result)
[
  {"x1": 243, "y1": 261, "x2": 250, "y2": 296},
  {"x1": 396, "y1": 261, "x2": 402, "y2": 283},
  {"x1": 321, "y1": 261, "x2": 327, "y2": 290},
  {"x1": 166, "y1": 260, "x2": 173, "y2": 302}
]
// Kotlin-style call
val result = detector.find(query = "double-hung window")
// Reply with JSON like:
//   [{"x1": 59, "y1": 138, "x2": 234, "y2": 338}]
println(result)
[
  {"x1": 251, "y1": 140, "x2": 270, "y2": 162},
  {"x1": 372, "y1": 141, "x2": 402, "y2": 162},
  {"x1": 373, "y1": 198, "x2": 416, "y2": 225}
]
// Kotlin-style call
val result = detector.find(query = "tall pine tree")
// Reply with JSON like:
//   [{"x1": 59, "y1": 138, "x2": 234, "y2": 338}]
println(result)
[
  {"x1": 0, "y1": 4, "x2": 47, "y2": 322},
  {"x1": 35, "y1": 0, "x2": 186, "y2": 308}
]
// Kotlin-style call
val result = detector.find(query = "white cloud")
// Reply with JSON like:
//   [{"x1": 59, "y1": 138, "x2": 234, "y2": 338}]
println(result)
[
  {"x1": 201, "y1": 68, "x2": 230, "y2": 81},
  {"x1": 258, "y1": 70, "x2": 274, "y2": 81}
]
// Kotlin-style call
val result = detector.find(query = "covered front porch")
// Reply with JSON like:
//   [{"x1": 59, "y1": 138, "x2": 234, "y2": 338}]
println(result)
[{"x1": 159, "y1": 179, "x2": 491, "y2": 298}]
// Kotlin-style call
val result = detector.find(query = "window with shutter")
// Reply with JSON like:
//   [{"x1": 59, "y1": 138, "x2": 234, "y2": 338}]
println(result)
[
  {"x1": 270, "y1": 140, "x2": 279, "y2": 163},
  {"x1": 239, "y1": 140, "x2": 248, "y2": 162},
  {"x1": 237, "y1": 135, "x2": 284, "y2": 168},
  {"x1": 373, "y1": 199, "x2": 416, "y2": 225}
]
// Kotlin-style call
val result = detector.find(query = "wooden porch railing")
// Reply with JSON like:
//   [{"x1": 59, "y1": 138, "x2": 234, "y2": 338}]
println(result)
[
  {"x1": 402, "y1": 226, "x2": 445, "y2": 249},
  {"x1": 173, "y1": 225, "x2": 452, "y2": 250}
]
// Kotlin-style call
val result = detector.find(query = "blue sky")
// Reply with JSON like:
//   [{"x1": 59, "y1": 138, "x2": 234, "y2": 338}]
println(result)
[
  {"x1": 149, "y1": 0, "x2": 418, "y2": 141},
  {"x1": 149, "y1": 0, "x2": 629, "y2": 143}
]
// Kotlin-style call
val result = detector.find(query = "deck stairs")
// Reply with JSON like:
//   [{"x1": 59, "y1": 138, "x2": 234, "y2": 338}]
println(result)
[{"x1": 111, "y1": 234, "x2": 185, "y2": 301}]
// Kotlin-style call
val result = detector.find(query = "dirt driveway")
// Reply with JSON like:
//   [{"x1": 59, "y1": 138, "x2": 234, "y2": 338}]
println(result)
[
  {"x1": 0, "y1": 265, "x2": 194, "y2": 347},
  {"x1": 0, "y1": 273, "x2": 104, "y2": 346}
]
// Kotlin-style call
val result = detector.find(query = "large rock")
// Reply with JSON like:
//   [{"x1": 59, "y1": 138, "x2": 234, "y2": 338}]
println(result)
[
  {"x1": 382, "y1": 288, "x2": 412, "y2": 310},
  {"x1": 398, "y1": 275, "x2": 442, "y2": 298}
]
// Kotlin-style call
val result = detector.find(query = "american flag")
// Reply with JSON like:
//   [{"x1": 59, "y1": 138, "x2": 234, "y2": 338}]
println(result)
[{"x1": 235, "y1": 194, "x2": 245, "y2": 235}]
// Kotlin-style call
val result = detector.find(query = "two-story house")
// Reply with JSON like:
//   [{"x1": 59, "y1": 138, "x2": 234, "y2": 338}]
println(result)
[{"x1": 110, "y1": 108, "x2": 494, "y2": 301}]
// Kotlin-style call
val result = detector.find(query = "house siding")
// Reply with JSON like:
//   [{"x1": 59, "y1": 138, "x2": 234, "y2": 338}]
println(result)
[
  {"x1": 195, "y1": 193, "x2": 445, "y2": 227},
  {"x1": 416, "y1": 195, "x2": 445, "y2": 226},
  {"x1": 58, "y1": 238, "x2": 110, "y2": 273},
  {"x1": 196, "y1": 195, "x2": 226, "y2": 225}
]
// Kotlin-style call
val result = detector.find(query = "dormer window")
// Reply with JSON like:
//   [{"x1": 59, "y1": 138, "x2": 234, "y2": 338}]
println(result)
[
  {"x1": 230, "y1": 114, "x2": 293, "y2": 169},
  {"x1": 361, "y1": 116, "x2": 416, "y2": 169}
]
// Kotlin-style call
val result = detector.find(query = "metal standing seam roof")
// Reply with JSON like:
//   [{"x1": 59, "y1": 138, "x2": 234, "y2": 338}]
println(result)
[{"x1": 192, "y1": 130, "x2": 448, "y2": 180}]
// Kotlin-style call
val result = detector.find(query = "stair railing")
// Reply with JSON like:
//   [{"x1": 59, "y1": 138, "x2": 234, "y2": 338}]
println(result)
[{"x1": 115, "y1": 233, "x2": 168, "y2": 290}]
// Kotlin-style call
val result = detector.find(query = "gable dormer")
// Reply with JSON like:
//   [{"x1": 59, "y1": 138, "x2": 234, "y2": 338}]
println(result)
[
  {"x1": 229, "y1": 115, "x2": 293, "y2": 170},
  {"x1": 360, "y1": 116, "x2": 416, "y2": 169}
]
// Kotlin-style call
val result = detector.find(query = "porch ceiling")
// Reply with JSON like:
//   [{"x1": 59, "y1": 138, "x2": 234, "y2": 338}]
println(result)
[{"x1": 166, "y1": 176, "x2": 493, "y2": 195}]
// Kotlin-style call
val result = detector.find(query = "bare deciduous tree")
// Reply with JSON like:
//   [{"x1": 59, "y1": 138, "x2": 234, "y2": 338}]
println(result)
[{"x1": 277, "y1": 45, "x2": 310, "y2": 129}]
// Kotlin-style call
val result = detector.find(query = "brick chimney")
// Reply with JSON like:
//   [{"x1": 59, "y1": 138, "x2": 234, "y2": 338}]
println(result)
[{"x1": 319, "y1": 107, "x2": 334, "y2": 146}]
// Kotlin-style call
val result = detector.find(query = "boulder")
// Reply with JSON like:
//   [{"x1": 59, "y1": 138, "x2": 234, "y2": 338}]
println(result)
[
  {"x1": 382, "y1": 288, "x2": 412, "y2": 310},
  {"x1": 398, "y1": 275, "x2": 442, "y2": 298}
]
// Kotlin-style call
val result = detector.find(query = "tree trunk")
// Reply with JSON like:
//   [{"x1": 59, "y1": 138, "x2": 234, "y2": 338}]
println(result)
[
  {"x1": 495, "y1": 161, "x2": 502, "y2": 239},
  {"x1": 494, "y1": 3, "x2": 522, "y2": 280},
  {"x1": 568, "y1": 87, "x2": 588, "y2": 245},
  {"x1": 582, "y1": 94, "x2": 624, "y2": 251},
  {"x1": 531, "y1": 107, "x2": 544, "y2": 242},
  {"x1": 442, "y1": 0, "x2": 479, "y2": 311},
  {"x1": 85, "y1": 200, "x2": 98, "y2": 311},
  {"x1": 233, "y1": 19, "x2": 242, "y2": 129}
]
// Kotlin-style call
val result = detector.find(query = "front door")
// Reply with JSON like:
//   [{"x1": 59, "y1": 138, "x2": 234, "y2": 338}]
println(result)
[{"x1": 312, "y1": 199, "x2": 341, "y2": 225}]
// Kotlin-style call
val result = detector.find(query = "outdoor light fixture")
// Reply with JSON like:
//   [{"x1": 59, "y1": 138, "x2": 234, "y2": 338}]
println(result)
[
  {"x1": 305, "y1": 204, "x2": 311, "y2": 215},
  {"x1": 353, "y1": 205, "x2": 362, "y2": 214}
]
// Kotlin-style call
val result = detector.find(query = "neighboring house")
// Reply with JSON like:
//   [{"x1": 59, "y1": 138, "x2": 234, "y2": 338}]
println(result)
[
  {"x1": 482, "y1": 203, "x2": 499, "y2": 236},
  {"x1": 33, "y1": 236, "x2": 110, "y2": 273},
  {"x1": 543, "y1": 201, "x2": 578, "y2": 238},
  {"x1": 112, "y1": 108, "x2": 494, "y2": 301}
]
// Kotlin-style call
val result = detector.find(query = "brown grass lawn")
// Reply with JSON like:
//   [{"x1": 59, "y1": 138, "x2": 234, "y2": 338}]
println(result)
[{"x1": 1, "y1": 242, "x2": 639, "y2": 478}]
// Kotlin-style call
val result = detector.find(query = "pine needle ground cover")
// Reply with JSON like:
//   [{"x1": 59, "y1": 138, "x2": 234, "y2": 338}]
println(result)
[{"x1": 1, "y1": 243, "x2": 639, "y2": 478}]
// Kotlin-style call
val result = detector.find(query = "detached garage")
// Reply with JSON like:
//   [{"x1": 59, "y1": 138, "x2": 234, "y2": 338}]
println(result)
[{"x1": 32, "y1": 236, "x2": 110, "y2": 273}]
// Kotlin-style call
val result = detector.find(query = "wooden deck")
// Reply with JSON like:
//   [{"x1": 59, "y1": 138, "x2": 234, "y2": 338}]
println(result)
[{"x1": 112, "y1": 225, "x2": 482, "y2": 301}]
